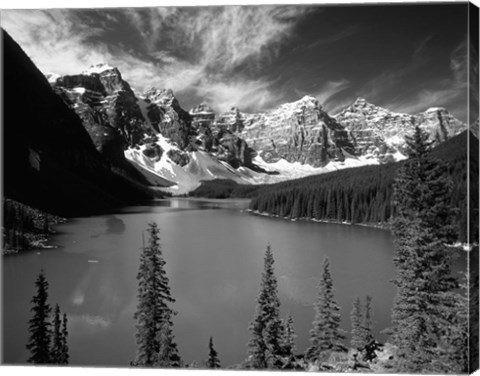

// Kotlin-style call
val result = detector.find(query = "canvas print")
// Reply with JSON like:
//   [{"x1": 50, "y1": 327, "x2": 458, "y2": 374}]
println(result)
[{"x1": 1, "y1": 1, "x2": 479, "y2": 373}]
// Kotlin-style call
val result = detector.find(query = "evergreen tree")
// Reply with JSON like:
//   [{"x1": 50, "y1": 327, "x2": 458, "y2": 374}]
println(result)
[
  {"x1": 350, "y1": 297, "x2": 364, "y2": 350},
  {"x1": 26, "y1": 269, "x2": 52, "y2": 364},
  {"x1": 363, "y1": 295, "x2": 374, "y2": 344},
  {"x1": 389, "y1": 126, "x2": 460, "y2": 372},
  {"x1": 306, "y1": 257, "x2": 346, "y2": 362},
  {"x1": 247, "y1": 245, "x2": 283, "y2": 369},
  {"x1": 206, "y1": 336, "x2": 221, "y2": 369},
  {"x1": 281, "y1": 313, "x2": 297, "y2": 357},
  {"x1": 59, "y1": 313, "x2": 69, "y2": 365},
  {"x1": 50, "y1": 304, "x2": 63, "y2": 363},
  {"x1": 132, "y1": 222, "x2": 180, "y2": 367}
]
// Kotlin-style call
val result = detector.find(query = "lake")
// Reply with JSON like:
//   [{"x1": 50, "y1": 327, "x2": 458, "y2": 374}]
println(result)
[{"x1": 3, "y1": 198, "x2": 399, "y2": 367}]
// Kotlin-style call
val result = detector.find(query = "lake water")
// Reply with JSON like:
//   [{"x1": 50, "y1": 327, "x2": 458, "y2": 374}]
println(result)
[{"x1": 3, "y1": 198, "x2": 401, "y2": 367}]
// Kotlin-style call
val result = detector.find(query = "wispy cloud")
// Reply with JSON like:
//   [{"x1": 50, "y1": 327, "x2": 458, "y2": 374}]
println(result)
[
  {"x1": 314, "y1": 79, "x2": 351, "y2": 108},
  {"x1": 307, "y1": 25, "x2": 361, "y2": 49},
  {"x1": 385, "y1": 41, "x2": 468, "y2": 117},
  {"x1": 1, "y1": 6, "x2": 313, "y2": 112}
]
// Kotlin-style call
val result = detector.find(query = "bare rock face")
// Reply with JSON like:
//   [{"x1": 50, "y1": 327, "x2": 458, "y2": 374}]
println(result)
[
  {"x1": 215, "y1": 107, "x2": 245, "y2": 133},
  {"x1": 335, "y1": 98, "x2": 466, "y2": 159},
  {"x1": 239, "y1": 96, "x2": 355, "y2": 167},
  {"x1": 214, "y1": 132, "x2": 253, "y2": 168},
  {"x1": 52, "y1": 86, "x2": 126, "y2": 165},
  {"x1": 51, "y1": 64, "x2": 150, "y2": 164},
  {"x1": 189, "y1": 103, "x2": 255, "y2": 168},
  {"x1": 189, "y1": 103, "x2": 215, "y2": 151},
  {"x1": 167, "y1": 149, "x2": 190, "y2": 166},
  {"x1": 142, "y1": 142, "x2": 163, "y2": 162},
  {"x1": 144, "y1": 88, "x2": 194, "y2": 150}
]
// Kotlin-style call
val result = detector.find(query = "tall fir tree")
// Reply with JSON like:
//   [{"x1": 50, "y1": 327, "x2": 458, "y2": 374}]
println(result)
[
  {"x1": 59, "y1": 313, "x2": 69, "y2": 364},
  {"x1": 306, "y1": 257, "x2": 346, "y2": 362},
  {"x1": 350, "y1": 297, "x2": 364, "y2": 350},
  {"x1": 389, "y1": 126, "x2": 461, "y2": 372},
  {"x1": 363, "y1": 295, "x2": 374, "y2": 344},
  {"x1": 132, "y1": 222, "x2": 180, "y2": 367},
  {"x1": 50, "y1": 304, "x2": 63, "y2": 363},
  {"x1": 26, "y1": 269, "x2": 52, "y2": 364},
  {"x1": 281, "y1": 313, "x2": 297, "y2": 357},
  {"x1": 206, "y1": 336, "x2": 221, "y2": 369},
  {"x1": 247, "y1": 245, "x2": 283, "y2": 369}
]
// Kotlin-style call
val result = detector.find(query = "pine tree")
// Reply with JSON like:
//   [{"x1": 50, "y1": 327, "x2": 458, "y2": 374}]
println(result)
[
  {"x1": 281, "y1": 313, "x2": 297, "y2": 357},
  {"x1": 306, "y1": 257, "x2": 346, "y2": 362},
  {"x1": 389, "y1": 126, "x2": 460, "y2": 372},
  {"x1": 26, "y1": 269, "x2": 52, "y2": 364},
  {"x1": 247, "y1": 245, "x2": 283, "y2": 369},
  {"x1": 59, "y1": 313, "x2": 69, "y2": 364},
  {"x1": 363, "y1": 295, "x2": 374, "y2": 344},
  {"x1": 350, "y1": 297, "x2": 364, "y2": 350},
  {"x1": 206, "y1": 336, "x2": 221, "y2": 369},
  {"x1": 50, "y1": 304, "x2": 63, "y2": 363},
  {"x1": 132, "y1": 222, "x2": 180, "y2": 367}
]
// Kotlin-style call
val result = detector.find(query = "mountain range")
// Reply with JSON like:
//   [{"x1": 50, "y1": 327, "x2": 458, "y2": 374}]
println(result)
[{"x1": 3, "y1": 28, "x2": 471, "y2": 202}]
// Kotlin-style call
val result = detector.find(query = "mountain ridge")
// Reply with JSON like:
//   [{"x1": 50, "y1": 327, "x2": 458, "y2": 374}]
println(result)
[{"x1": 44, "y1": 62, "x2": 467, "y2": 194}]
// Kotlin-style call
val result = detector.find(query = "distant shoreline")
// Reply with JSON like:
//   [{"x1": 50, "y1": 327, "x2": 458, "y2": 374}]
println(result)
[{"x1": 245, "y1": 208, "x2": 391, "y2": 231}]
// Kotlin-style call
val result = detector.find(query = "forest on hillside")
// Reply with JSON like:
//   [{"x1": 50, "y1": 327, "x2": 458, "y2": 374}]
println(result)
[
  {"x1": 193, "y1": 131, "x2": 478, "y2": 243},
  {"x1": 2, "y1": 198, "x2": 65, "y2": 254}
]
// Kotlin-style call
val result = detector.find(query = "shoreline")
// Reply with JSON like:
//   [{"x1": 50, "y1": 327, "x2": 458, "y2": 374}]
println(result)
[
  {"x1": 245, "y1": 209, "x2": 477, "y2": 251},
  {"x1": 245, "y1": 209, "x2": 391, "y2": 231}
]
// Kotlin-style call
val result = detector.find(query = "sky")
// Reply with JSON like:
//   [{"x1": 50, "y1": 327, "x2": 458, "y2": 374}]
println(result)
[{"x1": 1, "y1": 1, "x2": 476, "y2": 121}]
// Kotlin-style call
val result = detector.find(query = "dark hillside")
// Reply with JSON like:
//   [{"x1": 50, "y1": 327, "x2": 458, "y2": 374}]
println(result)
[{"x1": 2, "y1": 29, "x2": 155, "y2": 217}]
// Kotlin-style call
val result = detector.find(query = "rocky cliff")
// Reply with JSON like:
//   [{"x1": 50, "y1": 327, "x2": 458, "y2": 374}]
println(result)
[
  {"x1": 237, "y1": 96, "x2": 355, "y2": 167},
  {"x1": 237, "y1": 96, "x2": 466, "y2": 166},
  {"x1": 189, "y1": 104, "x2": 255, "y2": 169},
  {"x1": 334, "y1": 97, "x2": 466, "y2": 161}
]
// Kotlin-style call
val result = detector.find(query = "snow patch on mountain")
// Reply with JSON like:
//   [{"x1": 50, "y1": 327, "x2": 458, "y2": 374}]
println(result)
[
  {"x1": 83, "y1": 63, "x2": 115, "y2": 75},
  {"x1": 125, "y1": 135, "x2": 256, "y2": 194},
  {"x1": 125, "y1": 133, "x2": 389, "y2": 194}
]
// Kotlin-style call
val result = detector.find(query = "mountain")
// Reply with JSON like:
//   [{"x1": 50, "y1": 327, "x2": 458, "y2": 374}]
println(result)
[
  {"x1": 2, "y1": 29, "x2": 153, "y2": 217},
  {"x1": 50, "y1": 63, "x2": 150, "y2": 166},
  {"x1": 237, "y1": 96, "x2": 355, "y2": 167},
  {"x1": 334, "y1": 97, "x2": 466, "y2": 160},
  {"x1": 40, "y1": 58, "x2": 466, "y2": 195},
  {"x1": 49, "y1": 66, "x2": 268, "y2": 194},
  {"x1": 237, "y1": 96, "x2": 466, "y2": 166}
]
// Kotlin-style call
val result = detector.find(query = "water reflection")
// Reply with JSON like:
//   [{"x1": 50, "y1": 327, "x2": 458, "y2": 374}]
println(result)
[{"x1": 91, "y1": 216, "x2": 126, "y2": 238}]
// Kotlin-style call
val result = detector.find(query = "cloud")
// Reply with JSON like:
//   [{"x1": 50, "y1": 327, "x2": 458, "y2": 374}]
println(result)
[
  {"x1": 314, "y1": 79, "x2": 351, "y2": 107},
  {"x1": 200, "y1": 78, "x2": 280, "y2": 113},
  {"x1": 384, "y1": 41, "x2": 468, "y2": 118},
  {"x1": 1, "y1": 6, "x2": 313, "y2": 112},
  {"x1": 308, "y1": 25, "x2": 361, "y2": 49}
]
